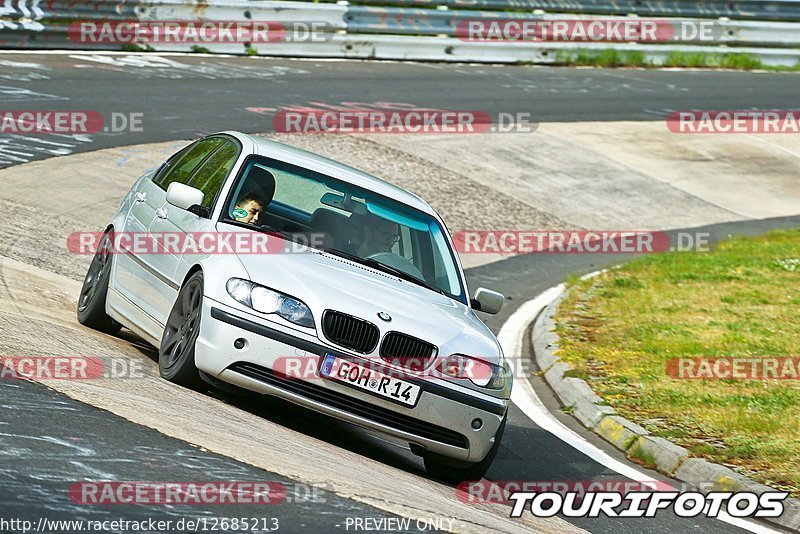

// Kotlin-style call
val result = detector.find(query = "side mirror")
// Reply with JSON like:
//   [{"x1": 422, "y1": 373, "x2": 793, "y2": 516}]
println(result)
[
  {"x1": 471, "y1": 287, "x2": 505, "y2": 315},
  {"x1": 166, "y1": 182, "x2": 204, "y2": 212}
]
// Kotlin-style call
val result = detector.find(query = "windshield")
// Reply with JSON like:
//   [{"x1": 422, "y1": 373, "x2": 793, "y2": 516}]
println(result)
[{"x1": 222, "y1": 156, "x2": 466, "y2": 303}]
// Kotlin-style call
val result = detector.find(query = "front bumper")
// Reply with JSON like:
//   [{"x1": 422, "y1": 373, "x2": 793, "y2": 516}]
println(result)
[{"x1": 195, "y1": 299, "x2": 508, "y2": 462}]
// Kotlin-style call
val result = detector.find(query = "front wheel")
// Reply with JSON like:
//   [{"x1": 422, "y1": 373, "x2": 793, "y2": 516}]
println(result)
[
  {"x1": 159, "y1": 271, "x2": 205, "y2": 389},
  {"x1": 423, "y1": 415, "x2": 506, "y2": 484},
  {"x1": 77, "y1": 229, "x2": 121, "y2": 335}
]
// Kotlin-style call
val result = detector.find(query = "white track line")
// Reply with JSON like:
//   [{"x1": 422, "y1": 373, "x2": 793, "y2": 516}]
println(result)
[{"x1": 498, "y1": 285, "x2": 780, "y2": 534}]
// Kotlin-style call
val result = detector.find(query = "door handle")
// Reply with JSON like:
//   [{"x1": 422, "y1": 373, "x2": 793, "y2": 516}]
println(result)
[
  {"x1": 156, "y1": 207, "x2": 168, "y2": 219},
  {"x1": 135, "y1": 192, "x2": 146, "y2": 203}
]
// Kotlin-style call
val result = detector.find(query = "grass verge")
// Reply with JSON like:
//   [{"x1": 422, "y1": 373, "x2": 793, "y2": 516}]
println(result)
[
  {"x1": 555, "y1": 229, "x2": 800, "y2": 495},
  {"x1": 552, "y1": 49, "x2": 800, "y2": 71}
]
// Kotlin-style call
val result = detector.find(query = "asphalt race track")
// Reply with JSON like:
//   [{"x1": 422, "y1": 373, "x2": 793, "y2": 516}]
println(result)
[
  {"x1": 2, "y1": 52, "x2": 800, "y2": 166},
  {"x1": 1, "y1": 52, "x2": 798, "y2": 533},
  {"x1": 0, "y1": 379, "x2": 414, "y2": 531}
]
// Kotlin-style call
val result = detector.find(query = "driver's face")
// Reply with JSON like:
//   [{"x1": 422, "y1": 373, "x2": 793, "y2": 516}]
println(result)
[
  {"x1": 235, "y1": 200, "x2": 262, "y2": 224},
  {"x1": 368, "y1": 221, "x2": 400, "y2": 251}
]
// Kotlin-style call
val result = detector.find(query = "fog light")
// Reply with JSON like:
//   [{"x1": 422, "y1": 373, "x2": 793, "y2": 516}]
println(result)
[
  {"x1": 471, "y1": 418, "x2": 482, "y2": 430},
  {"x1": 234, "y1": 338, "x2": 247, "y2": 350}
]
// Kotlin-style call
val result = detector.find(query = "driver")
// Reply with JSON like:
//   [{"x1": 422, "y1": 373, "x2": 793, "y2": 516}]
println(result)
[
  {"x1": 232, "y1": 193, "x2": 264, "y2": 224},
  {"x1": 356, "y1": 215, "x2": 400, "y2": 257}
]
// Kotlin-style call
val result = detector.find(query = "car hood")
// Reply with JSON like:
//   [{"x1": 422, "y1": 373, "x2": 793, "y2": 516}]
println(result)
[{"x1": 229, "y1": 232, "x2": 501, "y2": 363}]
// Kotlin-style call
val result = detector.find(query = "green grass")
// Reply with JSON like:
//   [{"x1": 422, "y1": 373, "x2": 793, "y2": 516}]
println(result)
[
  {"x1": 120, "y1": 43, "x2": 154, "y2": 53},
  {"x1": 553, "y1": 49, "x2": 800, "y2": 71},
  {"x1": 555, "y1": 49, "x2": 651, "y2": 67},
  {"x1": 662, "y1": 51, "x2": 765, "y2": 69},
  {"x1": 555, "y1": 229, "x2": 800, "y2": 495},
  {"x1": 629, "y1": 440, "x2": 658, "y2": 469},
  {"x1": 190, "y1": 45, "x2": 213, "y2": 54}
]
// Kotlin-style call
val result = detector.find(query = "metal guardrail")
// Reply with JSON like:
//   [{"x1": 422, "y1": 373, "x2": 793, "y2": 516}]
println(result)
[
  {"x1": 345, "y1": 5, "x2": 800, "y2": 46},
  {"x1": 333, "y1": 0, "x2": 800, "y2": 22},
  {"x1": 1, "y1": 0, "x2": 137, "y2": 22},
  {"x1": 136, "y1": 0, "x2": 347, "y2": 27},
  {"x1": 10, "y1": 29, "x2": 799, "y2": 67},
  {"x1": 0, "y1": 0, "x2": 798, "y2": 65}
]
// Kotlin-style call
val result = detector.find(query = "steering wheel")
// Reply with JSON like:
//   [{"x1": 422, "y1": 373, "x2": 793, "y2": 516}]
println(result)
[{"x1": 366, "y1": 252, "x2": 426, "y2": 281}]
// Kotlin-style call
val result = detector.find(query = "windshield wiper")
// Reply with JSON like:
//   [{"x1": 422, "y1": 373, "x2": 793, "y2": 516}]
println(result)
[
  {"x1": 362, "y1": 258, "x2": 446, "y2": 295},
  {"x1": 322, "y1": 247, "x2": 446, "y2": 296}
]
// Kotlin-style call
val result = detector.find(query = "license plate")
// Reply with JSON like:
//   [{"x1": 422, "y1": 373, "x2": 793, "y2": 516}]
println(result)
[{"x1": 319, "y1": 353, "x2": 421, "y2": 407}]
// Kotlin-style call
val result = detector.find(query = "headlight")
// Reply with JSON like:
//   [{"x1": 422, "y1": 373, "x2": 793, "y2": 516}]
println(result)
[
  {"x1": 226, "y1": 278, "x2": 314, "y2": 328},
  {"x1": 436, "y1": 354, "x2": 507, "y2": 390}
]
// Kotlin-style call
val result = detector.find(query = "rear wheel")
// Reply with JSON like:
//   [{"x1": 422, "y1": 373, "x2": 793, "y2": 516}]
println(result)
[
  {"x1": 77, "y1": 229, "x2": 121, "y2": 335},
  {"x1": 159, "y1": 271, "x2": 204, "y2": 389},
  {"x1": 423, "y1": 415, "x2": 506, "y2": 484}
]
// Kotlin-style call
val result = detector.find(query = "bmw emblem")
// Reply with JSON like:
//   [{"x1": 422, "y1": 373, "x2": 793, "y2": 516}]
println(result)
[{"x1": 377, "y1": 312, "x2": 392, "y2": 322}]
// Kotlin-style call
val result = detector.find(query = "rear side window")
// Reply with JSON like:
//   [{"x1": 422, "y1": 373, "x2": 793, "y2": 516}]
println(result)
[
  {"x1": 153, "y1": 137, "x2": 224, "y2": 191},
  {"x1": 189, "y1": 140, "x2": 240, "y2": 209}
]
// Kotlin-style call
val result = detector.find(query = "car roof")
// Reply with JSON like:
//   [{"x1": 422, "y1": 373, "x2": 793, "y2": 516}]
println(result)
[{"x1": 222, "y1": 131, "x2": 437, "y2": 216}]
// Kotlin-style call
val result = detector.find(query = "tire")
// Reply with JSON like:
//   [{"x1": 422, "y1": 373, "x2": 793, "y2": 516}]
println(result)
[
  {"x1": 159, "y1": 271, "x2": 205, "y2": 389},
  {"x1": 77, "y1": 229, "x2": 122, "y2": 335},
  {"x1": 423, "y1": 415, "x2": 507, "y2": 484}
]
